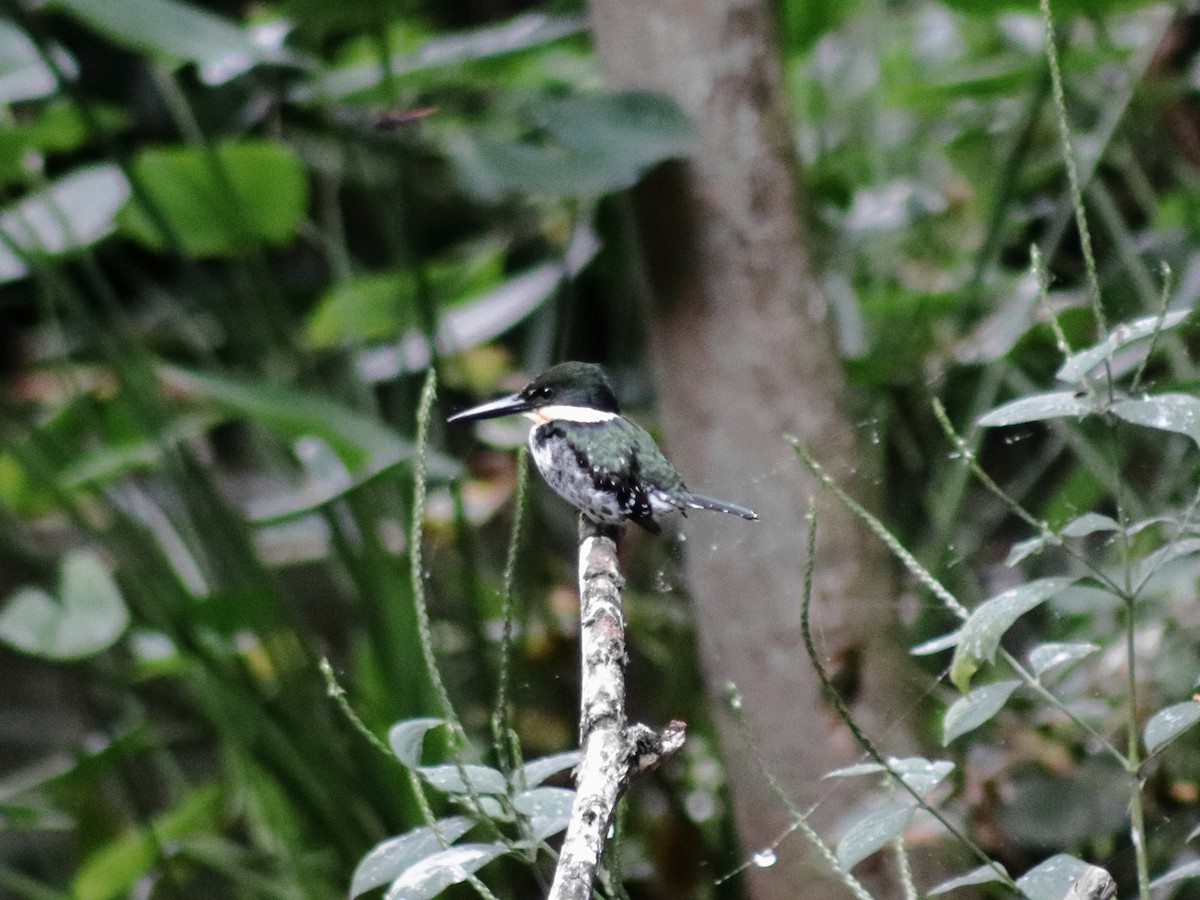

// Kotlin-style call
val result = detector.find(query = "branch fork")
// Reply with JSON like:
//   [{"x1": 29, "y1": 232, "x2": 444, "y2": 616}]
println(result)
[{"x1": 546, "y1": 519, "x2": 686, "y2": 900}]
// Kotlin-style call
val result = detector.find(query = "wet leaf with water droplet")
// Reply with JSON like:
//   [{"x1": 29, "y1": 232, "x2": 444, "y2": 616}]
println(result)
[
  {"x1": 1144, "y1": 700, "x2": 1200, "y2": 754},
  {"x1": 1112, "y1": 394, "x2": 1200, "y2": 452},
  {"x1": 942, "y1": 680, "x2": 1020, "y2": 745},
  {"x1": 1013, "y1": 854, "x2": 1092, "y2": 900},
  {"x1": 978, "y1": 392, "x2": 1095, "y2": 427},
  {"x1": 836, "y1": 801, "x2": 915, "y2": 870},
  {"x1": 1056, "y1": 310, "x2": 1190, "y2": 384}
]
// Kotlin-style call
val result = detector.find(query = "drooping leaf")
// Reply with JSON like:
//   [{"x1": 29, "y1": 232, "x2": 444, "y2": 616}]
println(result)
[
  {"x1": 977, "y1": 392, "x2": 1096, "y2": 427},
  {"x1": 1056, "y1": 311, "x2": 1190, "y2": 384},
  {"x1": 419, "y1": 764, "x2": 508, "y2": 796},
  {"x1": 942, "y1": 680, "x2": 1021, "y2": 745},
  {"x1": 823, "y1": 757, "x2": 953, "y2": 796},
  {"x1": 1143, "y1": 701, "x2": 1200, "y2": 755},
  {"x1": 350, "y1": 817, "x2": 473, "y2": 899},
  {"x1": 1028, "y1": 642, "x2": 1099, "y2": 678},
  {"x1": 927, "y1": 864, "x2": 1010, "y2": 895},
  {"x1": 949, "y1": 577, "x2": 1074, "y2": 691},
  {"x1": 1111, "y1": 395, "x2": 1200, "y2": 453},
  {"x1": 1060, "y1": 512, "x2": 1122, "y2": 538},
  {"x1": 119, "y1": 141, "x2": 307, "y2": 257},
  {"x1": 1134, "y1": 537, "x2": 1200, "y2": 588},
  {"x1": 382, "y1": 842, "x2": 508, "y2": 900},
  {"x1": 0, "y1": 549, "x2": 129, "y2": 660},
  {"x1": 0, "y1": 164, "x2": 130, "y2": 283},
  {"x1": 836, "y1": 801, "x2": 915, "y2": 870},
  {"x1": 387, "y1": 718, "x2": 448, "y2": 769},
  {"x1": 1013, "y1": 854, "x2": 1093, "y2": 900},
  {"x1": 909, "y1": 630, "x2": 961, "y2": 656},
  {"x1": 515, "y1": 751, "x2": 580, "y2": 788},
  {"x1": 513, "y1": 786, "x2": 574, "y2": 841}
]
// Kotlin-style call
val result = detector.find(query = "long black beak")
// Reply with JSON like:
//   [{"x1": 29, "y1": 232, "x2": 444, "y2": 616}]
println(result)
[{"x1": 447, "y1": 393, "x2": 531, "y2": 424}]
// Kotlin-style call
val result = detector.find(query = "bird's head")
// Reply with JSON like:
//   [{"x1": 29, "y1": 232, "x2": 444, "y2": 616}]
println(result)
[{"x1": 448, "y1": 362, "x2": 621, "y2": 425}]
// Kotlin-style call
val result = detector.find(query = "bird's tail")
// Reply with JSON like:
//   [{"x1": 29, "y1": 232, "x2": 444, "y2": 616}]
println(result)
[{"x1": 686, "y1": 493, "x2": 759, "y2": 520}]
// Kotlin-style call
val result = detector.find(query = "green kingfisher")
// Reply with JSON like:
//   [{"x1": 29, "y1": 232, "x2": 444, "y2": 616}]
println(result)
[{"x1": 448, "y1": 361, "x2": 758, "y2": 533}]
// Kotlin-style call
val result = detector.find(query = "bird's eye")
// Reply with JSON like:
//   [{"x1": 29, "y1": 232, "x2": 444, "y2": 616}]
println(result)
[{"x1": 531, "y1": 386, "x2": 553, "y2": 400}]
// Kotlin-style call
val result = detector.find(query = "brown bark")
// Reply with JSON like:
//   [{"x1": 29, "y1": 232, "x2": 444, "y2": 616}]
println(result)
[{"x1": 586, "y1": 0, "x2": 918, "y2": 897}]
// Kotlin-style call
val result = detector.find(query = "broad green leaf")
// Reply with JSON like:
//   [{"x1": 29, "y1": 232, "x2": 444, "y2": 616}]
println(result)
[
  {"x1": 927, "y1": 864, "x2": 1010, "y2": 895},
  {"x1": 74, "y1": 784, "x2": 223, "y2": 900},
  {"x1": 308, "y1": 271, "x2": 420, "y2": 347},
  {"x1": 156, "y1": 366, "x2": 458, "y2": 481},
  {"x1": 513, "y1": 786, "x2": 574, "y2": 840},
  {"x1": 383, "y1": 842, "x2": 508, "y2": 900},
  {"x1": 119, "y1": 141, "x2": 307, "y2": 257},
  {"x1": 836, "y1": 801, "x2": 915, "y2": 870},
  {"x1": 1013, "y1": 854, "x2": 1093, "y2": 900},
  {"x1": 419, "y1": 764, "x2": 508, "y2": 796},
  {"x1": 0, "y1": 20, "x2": 75, "y2": 102},
  {"x1": 0, "y1": 549, "x2": 129, "y2": 660},
  {"x1": 350, "y1": 817, "x2": 473, "y2": 899},
  {"x1": 0, "y1": 102, "x2": 126, "y2": 187},
  {"x1": 1151, "y1": 860, "x2": 1200, "y2": 890},
  {"x1": 1134, "y1": 537, "x2": 1200, "y2": 588},
  {"x1": 910, "y1": 630, "x2": 960, "y2": 656},
  {"x1": 0, "y1": 164, "x2": 130, "y2": 283},
  {"x1": 824, "y1": 757, "x2": 953, "y2": 796},
  {"x1": 303, "y1": 13, "x2": 587, "y2": 102},
  {"x1": 1060, "y1": 512, "x2": 1122, "y2": 538},
  {"x1": 387, "y1": 718, "x2": 447, "y2": 769},
  {"x1": 977, "y1": 392, "x2": 1095, "y2": 427},
  {"x1": 942, "y1": 680, "x2": 1020, "y2": 745},
  {"x1": 950, "y1": 577, "x2": 1074, "y2": 691},
  {"x1": 1112, "y1": 395, "x2": 1200, "y2": 452},
  {"x1": 1028, "y1": 642, "x2": 1099, "y2": 678},
  {"x1": 52, "y1": 0, "x2": 264, "y2": 70},
  {"x1": 1143, "y1": 701, "x2": 1200, "y2": 755},
  {"x1": 516, "y1": 751, "x2": 580, "y2": 788},
  {"x1": 1056, "y1": 311, "x2": 1189, "y2": 384}
]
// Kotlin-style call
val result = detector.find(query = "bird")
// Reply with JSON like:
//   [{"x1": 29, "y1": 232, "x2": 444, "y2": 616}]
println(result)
[{"x1": 448, "y1": 361, "x2": 758, "y2": 534}]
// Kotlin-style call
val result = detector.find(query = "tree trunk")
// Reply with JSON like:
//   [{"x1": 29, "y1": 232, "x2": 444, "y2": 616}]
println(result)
[{"x1": 587, "y1": 1, "x2": 919, "y2": 896}]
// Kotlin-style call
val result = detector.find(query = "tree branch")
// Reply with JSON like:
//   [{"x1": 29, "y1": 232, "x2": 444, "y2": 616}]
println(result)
[{"x1": 547, "y1": 518, "x2": 686, "y2": 900}]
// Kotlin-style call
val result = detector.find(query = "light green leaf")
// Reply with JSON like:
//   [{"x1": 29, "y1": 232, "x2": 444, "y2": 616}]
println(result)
[
  {"x1": 119, "y1": 140, "x2": 307, "y2": 257},
  {"x1": 1028, "y1": 642, "x2": 1099, "y2": 678},
  {"x1": 516, "y1": 751, "x2": 580, "y2": 788},
  {"x1": 949, "y1": 577, "x2": 1074, "y2": 691},
  {"x1": 419, "y1": 764, "x2": 508, "y2": 796},
  {"x1": 350, "y1": 817, "x2": 473, "y2": 899},
  {"x1": 1151, "y1": 860, "x2": 1200, "y2": 890},
  {"x1": 1112, "y1": 394, "x2": 1200, "y2": 452},
  {"x1": 1134, "y1": 537, "x2": 1200, "y2": 587},
  {"x1": 513, "y1": 786, "x2": 574, "y2": 840},
  {"x1": 1060, "y1": 512, "x2": 1122, "y2": 538},
  {"x1": 836, "y1": 801, "x2": 915, "y2": 871},
  {"x1": 1014, "y1": 854, "x2": 1093, "y2": 900},
  {"x1": 824, "y1": 757, "x2": 953, "y2": 796},
  {"x1": 927, "y1": 864, "x2": 1010, "y2": 895},
  {"x1": 942, "y1": 680, "x2": 1020, "y2": 745},
  {"x1": 977, "y1": 392, "x2": 1095, "y2": 427},
  {"x1": 0, "y1": 20, "x2": 75, "y2": 102},
  {"x1": 909, "y1": 630, "x2": 961, "y2": 656},
  {"x1": 0, "y1": 550, "x2": 129, "y2": 660},
  {"x1": 387, "y1": 718, "x2": 447, "y2": 769},
  {"x1": 1056, "y1": 311, "x2": 1190, "y2": 384},
  {"x1": 0, "y1": 164, "x2": 130, "y2": 283},
  {"x1": 383, "y1": 842, "x2": 508, "y2": 900},
  {"x1": 1144, "y1": 701, "x2": 1200, "y2": 755}
]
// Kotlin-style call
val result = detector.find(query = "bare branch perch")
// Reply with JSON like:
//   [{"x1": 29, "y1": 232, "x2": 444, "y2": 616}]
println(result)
[{"x1": 547, "y1": 518, "x2": 686, "y2": 900}]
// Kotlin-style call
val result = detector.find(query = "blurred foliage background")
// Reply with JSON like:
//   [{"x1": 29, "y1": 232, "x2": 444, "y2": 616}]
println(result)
[{"x1": 3, "y1": 0, "x2": 1200, "y2": 896}]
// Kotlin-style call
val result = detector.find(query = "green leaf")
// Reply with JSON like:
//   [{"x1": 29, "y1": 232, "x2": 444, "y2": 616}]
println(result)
[
  {"x1": 74, "y1": 783, "x2": 223, "y2": 900},
  {"x1": 51, "y1": 0, "x2": 265, "y2": 71},
  {"x1": 1134, "y1": 537, "x2": 1200, "y2": 587},
  {"x1": 156, "y1": 366, "x2": 458, "y2": 481},
  {"x1": 909, "y1": 630, "x2": 960, "y2": 656},
  {"x1": 0, "y1": 549, "x2": 129, "y2": 660},
  {"x1": 119, "y1": 140, "x2": 307, "y2": 257},
  {"x1": 824, "y1": 757, "x2": 953, "y2": 796},
  {"x1": 1150, "y1": 860, "x2": 1200, "y2": 890},
  {"x1": 1056, "y1": 311, "x2": 1190, "y2": 384},
  {"x1": 836, "y1": 801, "x2": 915, "y2": 870},
  {"x1": 513, "y1": 786, "x2": 574, "y2": 840},
  {"x1": 1013, "y1": 854, "x2": 1093, "y2": 900},
  {"x1": 0, "y1": 20, "x2": 74, "y2": 103},
  {"x1": 419, "y1": 763, "x2": 508, "y2": 796},
  {"x1": 350, "y1": 817, "x2": 473, "y2": 899},
  {"x1": 977, "y1": 392, "x2": 1095, "y2": 427},
  {"x1": 387, "y1": 718, "x2": 447, "y2": 769},
  {"x1": 1111, "y1": 395, "x2": 1200, "y2": 452},
  {"x1": 927, "y1": 864, "x2": 1010, "y2": 895},
  {"x1": 942, "y1": 680, "x2": 1020, "y2": 745},
  {"x1": 1143, "y1": 701, "x2": 1200, "y2": 755},
  {"x1": 1028, "y1": 642, "x2": 1099, "y2": 678},
  {"x1": 383, "y1": 842, "x2": 508, "y2": 900},
  {"x1": 949, "y1": 577, "x2": 1074, "y2": 691},
  {"x1": 516, "y1": 750, "x2": 580, "y2": 788},
  {"x1": 0, "y1": 164, "x2": 131, "y2": 283},
  {"x1": 308, "y1": 271, "x2": 419, "y2": 347},
  {"x1": 1060, "y1": 512, "x2": 1122, "y2": 538}
]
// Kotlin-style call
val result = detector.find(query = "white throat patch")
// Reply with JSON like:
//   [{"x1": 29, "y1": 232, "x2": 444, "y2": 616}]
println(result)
[{"x1": 521, "y1": 405, "x2": 619, "y2": 425}]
